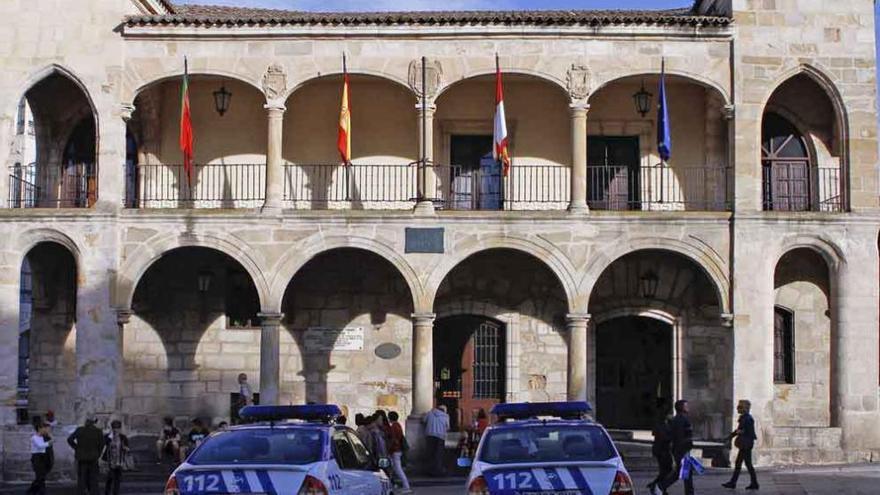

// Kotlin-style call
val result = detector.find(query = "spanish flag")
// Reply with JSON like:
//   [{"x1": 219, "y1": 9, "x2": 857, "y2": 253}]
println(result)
[
  {"x1": 179, "y1": 58, "x2": 194, "y2": 186},
  {"x1": 337, "y1": 71, "x2": 352, "y2": 164},
  {"x1": 493, "y1": 57, "x2": 511, "y2": 177}
]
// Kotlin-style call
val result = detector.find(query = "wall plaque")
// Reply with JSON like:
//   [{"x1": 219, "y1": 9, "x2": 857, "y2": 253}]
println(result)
[
  {"x1": 375, "y1": 343, "x2": 402, "y2": 360},
  {"x1": 405, "y1": 227, "x2": 444, "y2": 253},
  {"x1": 303, "y1": 327, "x2": 364, "y2": 352}
]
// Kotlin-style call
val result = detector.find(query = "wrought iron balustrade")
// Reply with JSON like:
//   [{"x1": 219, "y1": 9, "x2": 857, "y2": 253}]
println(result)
[
  {"x1": 283, "y1": 163, "x2": 418, "y2": 209},
  {"x1": 587, "y1": 164, "x2": 731, "y2": 212},
  {"x1": 762, "y1": 164, "x2": 842, "y2": 213},
  {"x1": 125, "y1": 163, "x2": 265, "y2": 208},
  {"x1": 433, "y1": 164, "x2": 571, "y2": 211},
  {"x1": 8, "y1": 162, "x2": 96, "y2": 208}
]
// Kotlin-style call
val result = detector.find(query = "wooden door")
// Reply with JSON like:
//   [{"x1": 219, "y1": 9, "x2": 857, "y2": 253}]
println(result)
[{"x1": 588, "y1": 136, "x2": 639, "y2": 210}]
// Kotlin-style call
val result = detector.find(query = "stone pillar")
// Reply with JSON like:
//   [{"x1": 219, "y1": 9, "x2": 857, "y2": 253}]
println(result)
[
  {"x1": 832, "y1": 238, "x2": 880, "y2": 453},
  {"x1": 0, "y1": 258, "x2": 21, "y2": 424},
  {"x1": 414, "y1": 103, "x2": 436, "y2": 215},
  {"x1": 569, "y1": 103, "x2": 589, "y2": 213},
  {"x1": 566, "y1": 313, "x2": 590, "y2": 401},
  {"x1": 258, "y1": 312, "x2": 284, "y2": 405},
  {"x1": 94, "y1": 103, "x2": 130, "y2": 212},
  {"x1": 263, "y1": 103, "x2": 285, "y2": 213},
  {"x1": 115, "y1": 309, "x2": 132, "y2": 411},
  {"x1": 406, "y1": 312, "x2": 435, "y2": 458}
]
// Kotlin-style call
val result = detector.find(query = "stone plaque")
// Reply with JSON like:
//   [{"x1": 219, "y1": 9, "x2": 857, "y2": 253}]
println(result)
[
  {"x1": 375, "y1": 342, "x2": 402, "y2": 360},
  {"x1": 303, "y1": 327, "x2": 364, "y2": 352},
  {"x1": 405, "y1": 227, "x2": 444, "y2": 253}
]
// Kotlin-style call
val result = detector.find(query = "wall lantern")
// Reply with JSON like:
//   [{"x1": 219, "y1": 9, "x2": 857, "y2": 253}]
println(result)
[
  {"x1": 639, "y1": 270, "x2": 660, "y2": 299},
  {"x1": 213, "y1": 85, "x2": 232, "y2": 116},
  {"x1": 632, "y1": 80, "x2": 653, "y2": 118},
  {"x1": 197, "y1": 270, "x2": 213, "y2": 293}
]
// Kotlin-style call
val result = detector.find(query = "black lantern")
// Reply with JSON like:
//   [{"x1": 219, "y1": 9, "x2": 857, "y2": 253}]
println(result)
[
  {"x1": 213, "y1": 85, "x2": 232, "y2": 116},
  {"x1": 197, "y1": 270, "x2": 213, "y2": 293},
  {"x1": 639, "y1": 270, "x2": 659, "y2": 299},
  {"x1": 632, "y1": 80, "x2": 653, "y2": 118}
]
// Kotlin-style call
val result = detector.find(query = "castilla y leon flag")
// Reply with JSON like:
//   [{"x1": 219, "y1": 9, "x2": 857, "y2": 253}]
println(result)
[
  {"x1": 337, "y1": 68, "x2": 352, "y2": 164},
  {"x1": 493, "y1": 56, "x2": 511, "y2": 177},
  {"x1": 179, "y1": 57, "x2": 194, "y2": 186}
]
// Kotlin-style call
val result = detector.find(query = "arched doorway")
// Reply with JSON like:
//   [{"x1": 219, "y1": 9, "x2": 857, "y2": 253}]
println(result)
[
  {"x1": 762, "y1": 113, "x2": 811, "y2": 211},
  {"x1": 596, "y1": 316, "x2": 672, "y2": 429},
  {"x1": 434, "y1": 315, "x2": 506, "y2": 431}
]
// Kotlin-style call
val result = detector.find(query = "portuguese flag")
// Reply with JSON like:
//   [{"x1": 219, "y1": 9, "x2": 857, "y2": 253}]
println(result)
[{"x1": 179, "y1": 58, "x2": 194, "y2": 186}]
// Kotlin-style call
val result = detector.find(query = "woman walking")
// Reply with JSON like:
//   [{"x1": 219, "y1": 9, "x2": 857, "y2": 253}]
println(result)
[
  {"x1": 387, "y1": 412, "x2": 411, "y2": 494},
  {"x1": 26, "y1": 421, "x2": 53, "y2": 495},
  {"x1": 103, "y1": 420, "x2": 130, "y2": 495}
]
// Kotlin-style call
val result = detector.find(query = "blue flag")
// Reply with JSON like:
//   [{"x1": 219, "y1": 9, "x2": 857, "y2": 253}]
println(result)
[{"x1": 657, "y1": 60, "x2": 672, "y2": 162}]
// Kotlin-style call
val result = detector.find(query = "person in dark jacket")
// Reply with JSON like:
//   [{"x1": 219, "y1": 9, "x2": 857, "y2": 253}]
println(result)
[
  {"x1": 647, "y1": 398, "x2": 673, "y2": 495},
  {"x1": 103, "y1": 420, "x2": 130, "y2": 495},
  {"x1": 723, "y1": 400, "x2": 759, "y2": 490},
  {"x1": 67, "y1": 416, "x2": 105, "y2": 495},
  {"x1": 658, "y1": 399, "x2": 695, "y2": 495}
]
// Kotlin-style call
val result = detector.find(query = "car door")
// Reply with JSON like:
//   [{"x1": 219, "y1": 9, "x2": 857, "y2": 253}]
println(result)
[
  {"x1": 344, "y1": 430, "x2": 389, "y2": 495},
  {"x1": 330, "y1": 429, "x2": 371, "y2": 494}
]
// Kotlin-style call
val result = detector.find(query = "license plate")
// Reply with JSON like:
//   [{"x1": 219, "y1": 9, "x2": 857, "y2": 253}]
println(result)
[{"x1": 485, "y1": 468, "x2": 593, "y2": 495}]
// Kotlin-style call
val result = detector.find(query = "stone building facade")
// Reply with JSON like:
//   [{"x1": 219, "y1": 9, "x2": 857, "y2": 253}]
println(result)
[{"x1": 0, "y1": 0, "x2": 878, "y2": 475}]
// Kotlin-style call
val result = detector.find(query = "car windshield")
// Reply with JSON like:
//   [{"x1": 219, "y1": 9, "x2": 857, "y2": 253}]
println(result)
[
  {"x1": 188, "y1": 428, "x2": 325, "y2": 465},
  {"x1": 478, "y1": 425, "x2": 616, "y2": 464}
]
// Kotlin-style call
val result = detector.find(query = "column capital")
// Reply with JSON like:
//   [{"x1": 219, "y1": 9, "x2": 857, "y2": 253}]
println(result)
[
  {"x1": 720, "y1": 312, "x2": 734, "y2": 327},
  {"x1": 119, "y1": 103, "x2": 136, "y2": 121},
  {"x1": 569, "y1": 102, "x2": 590, "y2": 114},
  {"x1": 565, "y1": 313, "x2": 591, "y2": 325},
  {"x1": 264, "y1": 101, "x2": 287, "y2": 113},
  {"x1": 721, "y1": 104, "x2": 735, "y2": 121},
  {"x1": 414, "y1": 103, "x2": 437, "y2": 114},
  {"x1": 116, "y1": 308, "x2": 133, "y2": 326},
  {"x1": 258, "y1": 312, "x2": 285, "y2": 325},
  {"x1": 411, "y1": 312, "x2": 436, "y2": 323}
]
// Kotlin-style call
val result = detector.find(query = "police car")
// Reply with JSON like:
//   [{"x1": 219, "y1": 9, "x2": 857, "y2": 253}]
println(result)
[
  {"x1": 164, "y1": 405, "x2": 392, "y2": 495},
  {"x1": 463, "y1": 402, "x2": 634, "y2": 495}
]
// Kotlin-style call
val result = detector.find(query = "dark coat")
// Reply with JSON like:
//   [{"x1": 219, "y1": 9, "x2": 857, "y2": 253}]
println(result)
[
  {"x1": 734, "y1": 413, "x2": 757, "y2": 448},
  {"x1": 669, "y1": 413, "x2": 694, "y2": 458},
  {"x1": 651, "y1": 416, "x2": 672, "y2": 456},
  {"x1": 67, "y1": 424, "x2": 105, "y2": 462}
]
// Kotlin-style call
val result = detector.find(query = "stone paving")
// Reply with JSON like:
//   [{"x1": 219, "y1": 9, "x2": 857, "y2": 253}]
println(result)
[{"x1": 1, "y1": 464, "x2": 878, "y2": 494}]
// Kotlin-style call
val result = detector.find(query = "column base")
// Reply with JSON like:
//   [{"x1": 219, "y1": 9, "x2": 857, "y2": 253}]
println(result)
[
  {"x1": 260, "y1": 202, "x2": 283, "y2": 215},
  {"x1": 405, "y1": 414, "x2": 429, "y2": 473},
  {"x1": 413, "y1": 200, "x2": 436, "y2": 216},
  {"x1": 567, "y1": 201, "x2": 589, "y2": 214}
]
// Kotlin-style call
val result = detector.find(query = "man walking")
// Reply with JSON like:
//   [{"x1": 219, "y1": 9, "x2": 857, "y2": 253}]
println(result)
[
  {"x1": 659, "y1": 400, "x2": 695, "y2": 495},
  {"x1": 423, "y1": 404, "x2": 449, "y2": 476},
  {"x1": 67, "y1": 416, "x2": 105, "y2": 495},
  {"x1": 648, "y1": 399, "x2": 673, "y2": 495},
  {"x1": 723, "y1": 400, "x2": 759, "y2": 490}
]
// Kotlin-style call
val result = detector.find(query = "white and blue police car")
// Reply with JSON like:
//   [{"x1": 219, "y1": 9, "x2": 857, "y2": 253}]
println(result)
[
  {"x1": 164, "y1": 405, "x2": 392, "y2": 495},
  {"x1": 463, "y1": 402, "x2": 635, "y2": 495}
]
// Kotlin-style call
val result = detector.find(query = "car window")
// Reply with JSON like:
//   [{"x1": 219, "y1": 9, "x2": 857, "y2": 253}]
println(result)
[
  {"x1": 345, "y1": 431, "x2": 374, "y2": 469},
  {"x1": 478, "y1": 425, "x2": 616, "y2": 464},
  {"x1": 332, "y1": 430, "x2": 360, "y2": 470},
  {"x1": 188, "y1": 428, "x2": 324, "y2": 465}
]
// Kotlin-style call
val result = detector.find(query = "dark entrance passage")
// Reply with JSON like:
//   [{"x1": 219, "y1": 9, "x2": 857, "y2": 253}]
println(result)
[
  {"x1": 587, "y1": 136, "x2": 640, "y2": 211},
  {"x1": 434, "y1": 315, "x2": 505, "y2": 431},
  {"x1": 448, "y1": 135, "x2": 502, "y2": 210},
  {"x1": 596, "y1": 316, "x2": 672, "y2": 429}
]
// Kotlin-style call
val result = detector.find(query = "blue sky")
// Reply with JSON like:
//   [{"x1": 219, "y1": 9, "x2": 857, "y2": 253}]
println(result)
[{"x1": 175, "y1": 0, "x2": 694, "y2": 11}]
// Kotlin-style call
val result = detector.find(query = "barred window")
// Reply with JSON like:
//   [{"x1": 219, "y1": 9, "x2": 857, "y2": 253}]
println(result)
[{"x1": 774, "y1": 306, "x2": 795, "y2": 384}]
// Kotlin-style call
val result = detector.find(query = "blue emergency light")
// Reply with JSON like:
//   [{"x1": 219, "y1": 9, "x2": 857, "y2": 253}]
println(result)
[
  {"x1": 239, "y1": 405, "x2": 342, "y2": 423},
  {"x1": 491, "y1": 401, "x2": 593, "y2": 420}
]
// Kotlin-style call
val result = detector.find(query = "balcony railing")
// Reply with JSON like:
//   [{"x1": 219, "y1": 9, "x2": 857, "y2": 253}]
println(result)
[
  {"x1": 283, "y1": 163, "x2": 418, "y2": 210},
  {"x1": 433, "y1": 164, "x2": 570, "y2": 210},
  {"x1": 762, "y1": 165, "x2": 843, "y2": 212},
  {"x1": 126, "y1": 163, "x2": 265, "y2": 208},
  {"x1": 587, "y1": 164, "x2": 731, "y2": 212},
  {"x1": 9, "y1": 163, "x2": 96, "y2": 208}
]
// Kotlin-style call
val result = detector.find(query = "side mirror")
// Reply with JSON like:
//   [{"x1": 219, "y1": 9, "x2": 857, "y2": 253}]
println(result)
[
  {"x1": 457, "y1": 456, "x2": 472, "y2": 468},
  {"x1": 377, "y1": 457, "x2": 391, "y2": 470}
]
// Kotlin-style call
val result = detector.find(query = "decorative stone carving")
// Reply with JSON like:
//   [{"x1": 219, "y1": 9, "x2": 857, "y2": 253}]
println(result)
[
  {"x1": 722, "y1": 104, "x2": 735, "y2": 121},
  {"x1": 566, "y1": 64, "x2": 591, "y2": 101},
  {"x1": 262, "y1": 64, "x2": 287, "y2": 101},
  {"x1": 408, "y1": 59, "x2": 442, "y2": 98}
]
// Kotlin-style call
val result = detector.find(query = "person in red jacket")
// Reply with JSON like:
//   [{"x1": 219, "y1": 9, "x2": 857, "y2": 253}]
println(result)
[{"x1": 387, "y1": 412, "x2": 411, "y2": 493}]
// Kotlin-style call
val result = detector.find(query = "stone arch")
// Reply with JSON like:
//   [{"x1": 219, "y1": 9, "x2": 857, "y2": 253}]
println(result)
[
  {"x1": 589, "y1": 69, "x2": 732, "y2": 107},
  {"x1": 593, "y1": 306, "x2": 681, "y2": 326},
  {"x1": 15, "y1": 228, "x2": 82, "y2": 276},
  {"x1": 424, "y1": 235, "x2": 580, "y2": 313},
  {"x1": 435, "y1": 68, "x2": 569, "y2": 101},
  {"x1": 117, "y1": 232, "x2": 270, "y2": 310},
  {"x1": 14, "y1": 64, "x2": 99, "y2": 119},
  {"x1": 269, "y1": 235, "x2": 424, "y2": 313},
  {"x1": 581, "y1": 237, "x2": 730, "y2": 315},
  {"x1": 127, "y1": 69, "x2": 264, "y2": 103},
  {"x1": 772, "y1": 235, "x2": 844, "y2": 274},
  {"x1": 284, "y1": 70, "x2": 415, "y2": 101}
]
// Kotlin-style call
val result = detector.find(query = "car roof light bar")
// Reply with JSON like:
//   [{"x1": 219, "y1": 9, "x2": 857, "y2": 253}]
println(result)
[
  {"x1": 491, "y1": 401, "x2": 593, "y2": 420},
  {"x1": 239, "y1": 405, "x2": 342, "y2": 423}
]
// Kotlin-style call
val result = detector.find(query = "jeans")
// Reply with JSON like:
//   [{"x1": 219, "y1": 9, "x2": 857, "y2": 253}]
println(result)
[
  {"x1": 650, "y1": 450, "x2": 674, "y2": 489},
  {"x1": 105, "y1": 467, "x2": 123, "y2": 495},
  {"x1": 425, "y1": 436, "x2": 445, "y2": 476},
  {"x1": 729, "y1": 445, "x2": 758, "y2": 487},
  {"x1": 659, "y1": 454, "x2": 694, "y2": 495},
  {"x1": 77, "y1": 460, "x2": 100, "y2": 495},
  {"x1": 26, "y1": 453, "x2": 50, "y2": 495},
  {"x1": 391, "y1": 452, "x2": 410, "y2": 489}
]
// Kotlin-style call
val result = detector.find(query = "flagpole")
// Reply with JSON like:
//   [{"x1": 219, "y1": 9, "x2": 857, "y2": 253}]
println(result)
[
  {"x1": 343, "y1": 52, "x2": 351, "y2": 201},
  {"x1": 659, "y1": 57, "x2": 665, "y2": 204}
]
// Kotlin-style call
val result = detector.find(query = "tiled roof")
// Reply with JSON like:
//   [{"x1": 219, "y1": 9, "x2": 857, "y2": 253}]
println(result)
[{"x1": 126, "y1": 3, "x2": 732, "y2": 28}]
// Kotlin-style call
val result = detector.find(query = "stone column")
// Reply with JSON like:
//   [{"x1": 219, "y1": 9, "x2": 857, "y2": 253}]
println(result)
[
  {"x1": 262, "y1": 103, "x2": 285, "y2": 213},
  {"x1": 566, "y1": 313, "x2": 590, "y2": 401},
  {"x1": 414, "y1": 103, "x2": 436, "y2": 215},
  {"x1": 258, "y1": 312, "x2": 284, "y2": 405},
  {"x1": 115, "y1": 309, "x2": 132, "y2": 409},
  {"x1": 569, "y1": 103, "x2": 590, "y2": 213},
  {"x1": 94, "y1": 103, "x2": 130, "y2": 211},
  {"x1": 406, "y1": 313, "x2": 435, "y2": 457},
  {"x1": 0, "y1": 259, "x2": 21, "y2": 424}
]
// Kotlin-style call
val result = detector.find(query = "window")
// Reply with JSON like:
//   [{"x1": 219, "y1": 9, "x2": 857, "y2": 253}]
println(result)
[
  {"x1": 478, "y1": 425, "x2": 616, "y2": 464},
  {"x1": 774, "y1": 306, "x2": 795, "y2": 384},
  {"x1": 762, "y1": 113, "x2": 812, "y2": 212},
  {"x1": 332, "y1": 429, "x2": 373, "y2": 470},
  {"x1": 187, "y1": 428, "x2": 324, "y2": 465}
]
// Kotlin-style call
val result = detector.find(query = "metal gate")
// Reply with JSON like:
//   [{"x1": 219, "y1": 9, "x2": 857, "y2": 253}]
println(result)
[{"x1": 472, "y1": 321, "x2": 503, "y2": 399}]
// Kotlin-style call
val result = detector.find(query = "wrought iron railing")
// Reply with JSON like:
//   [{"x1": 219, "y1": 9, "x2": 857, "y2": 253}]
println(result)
[
  {"x1": 283, "y1": 163, "x2": 418, "y2": 209},
  {"x1": 587, "y1": 164, "x2": 732, "y2": 212},
  {"x1": 125, "y1": 163, "x2": 265, "y2": 208},
  {"x1": 762, "y1": 164, "x2": 843, "y2": 212},
  {"x1": 433, "y1": 164, "x2": 571, "y2": 210},
  {"x1": 8, "y1": 162, "x2": 96, "y2": 208}
]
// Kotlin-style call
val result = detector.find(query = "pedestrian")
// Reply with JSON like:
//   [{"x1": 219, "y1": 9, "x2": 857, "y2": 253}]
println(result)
[
  {"x1": 369, "y1": 414, "x2": 388, "y2": 459},
  {"x1": 155, "y1": 417, "x2": 181, "y2": 463},
  {"x1": 26, "y1": 421, "x2": 52, "y2": 495},
  {"x1": 723, "y1": 399, "x2": 759, "y2": 490},
  {"x1": 355, "y1": 414, "x2": 372, "y2": 451},
  {"x1": 45, "y1": 410, "x2": 57, "y2": 428},
  {"x1": 648, "y1": 398, "x2": 673, "y2": 495},
  {"x1": 180, "y1": 418, "x2": 209, "y2": 462},
  {"x1": 102, "y1": 420, "x2": 130, "y2": 495},
  {"x1": 423, "y1": 404, "x2": 450, "y2": 477},
  {"x1": 658, "y1": 400, "x2": 695, "y2": 495},
  {"x1": 387, "y1": 411, "x2": 411, "y2": 493},
  {"x1": 375, "y1": 409, "x2": 391, "y2": 444},
  {"x1": 238, "y1": 373, "x2": 254, "y2": 406},
  {"x1": 67, "y1": 415, "x2": 105, "y2": 495},
  {"x1": 337, "y1": 415, "x2": 347, "y2": 426}
]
